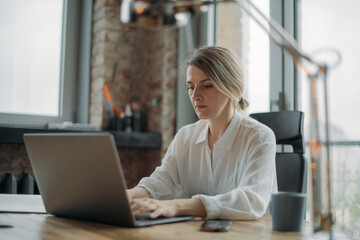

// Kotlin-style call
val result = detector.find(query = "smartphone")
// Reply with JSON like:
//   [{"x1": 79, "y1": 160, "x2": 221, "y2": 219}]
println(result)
[{"x1": 199, "y1": 220, "x2": 232, "y2": 232}]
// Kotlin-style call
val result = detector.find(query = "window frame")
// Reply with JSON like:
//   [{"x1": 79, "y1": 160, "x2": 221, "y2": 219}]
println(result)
[
  {"x1": 269, "y1": 0, "x2": 299, "y2": 112},
  {"x1": 0, "y1": 0, "x2": 91, "y2": 127}
]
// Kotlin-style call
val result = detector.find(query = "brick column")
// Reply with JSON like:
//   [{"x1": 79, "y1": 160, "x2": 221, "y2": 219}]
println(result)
[
  {"x1": 91, "y1": 0, "x2": 178, "y2": 186},
  {"x1": 91, "y1": 0, "x2": 178, "y2": 153}
]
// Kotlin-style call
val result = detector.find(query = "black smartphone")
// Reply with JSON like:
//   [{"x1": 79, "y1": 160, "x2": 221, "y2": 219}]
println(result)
[{"x1": 199, "y1": 220, "x2": 232, "y2": 232}]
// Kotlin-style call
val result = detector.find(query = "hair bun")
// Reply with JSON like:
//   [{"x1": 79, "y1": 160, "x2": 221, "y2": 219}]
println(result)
[{"x1": 239, "y1": 97, "x2": 249, "y2": 110}]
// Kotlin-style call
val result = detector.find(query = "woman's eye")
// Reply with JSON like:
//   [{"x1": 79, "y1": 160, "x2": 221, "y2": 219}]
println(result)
[
  {"x1": 187, "y1": 86, "x2": 194, "y2": 90},
  {"x1": 203, "y1": 85, "x2": 213, "y2": 89}
]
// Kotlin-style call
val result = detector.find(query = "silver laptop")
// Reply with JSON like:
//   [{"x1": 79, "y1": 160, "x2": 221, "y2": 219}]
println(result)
[{"x1": 23, "y1": 133, "x2": 192, "y2": 227}]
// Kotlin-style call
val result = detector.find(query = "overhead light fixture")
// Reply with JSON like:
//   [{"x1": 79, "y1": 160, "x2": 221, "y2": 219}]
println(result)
[
  {"x1": 119, "y1": 0, "x2": 348, "y2": 239},
  {"x1": 120, "y1": 0, "x2": 212, "y2": 28}
]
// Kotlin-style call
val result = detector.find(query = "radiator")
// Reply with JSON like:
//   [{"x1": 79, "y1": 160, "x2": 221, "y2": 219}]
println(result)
[{"x1": 0, "y1": 173, "x2": 39, "y2": 194}]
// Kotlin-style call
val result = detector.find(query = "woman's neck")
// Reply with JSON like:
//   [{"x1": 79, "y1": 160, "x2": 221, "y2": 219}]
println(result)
[{"x1": 208, "y1": 107, "x2": 235, "y2": 147}]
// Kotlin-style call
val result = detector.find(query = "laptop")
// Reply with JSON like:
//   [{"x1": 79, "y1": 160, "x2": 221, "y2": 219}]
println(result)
[{"x1": 23, "y1": 133, "x2": 192, "y2": 227}]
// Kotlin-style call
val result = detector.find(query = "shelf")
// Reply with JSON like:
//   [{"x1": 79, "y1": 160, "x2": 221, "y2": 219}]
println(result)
[
  {"x1": 0, "y1": 127, "x2": 161, "y2": 149},
  {"x1": 109, "y1": 130, "x2": 161, "y2": 149}
]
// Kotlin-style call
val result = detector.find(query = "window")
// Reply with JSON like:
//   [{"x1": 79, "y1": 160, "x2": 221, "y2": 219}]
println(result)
[
  {"x1": 300, "y1": 0, "x2": 360, "y2": 236},
  {"x1": 0, "y1": 0, "x2": 63, "y2": 116},
  {"x1": 0, "y1": 0, "x2": 82, "y2": 126},
  {"x1": 216, "y1": 0, "x2": 270, "y2": 114}
]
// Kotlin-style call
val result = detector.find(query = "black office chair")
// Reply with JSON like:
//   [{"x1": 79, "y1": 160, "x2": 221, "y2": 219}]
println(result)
[{"x1": 250, "y1": 111, "x2": 307, "y2": 194}]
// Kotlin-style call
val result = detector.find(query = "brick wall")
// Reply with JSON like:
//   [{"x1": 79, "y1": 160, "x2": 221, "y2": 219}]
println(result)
[
  {"x1": 0, "y1": 144, "x2": 31, "y2": 176},
  {"x1": 90, "y1": 0, "x2": 178, "y2": 154}
]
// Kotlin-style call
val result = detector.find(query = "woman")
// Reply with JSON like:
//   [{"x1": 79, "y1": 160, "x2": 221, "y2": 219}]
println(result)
[{"x1": 127, "y1": 46, "x2": 277, "y2": 220}]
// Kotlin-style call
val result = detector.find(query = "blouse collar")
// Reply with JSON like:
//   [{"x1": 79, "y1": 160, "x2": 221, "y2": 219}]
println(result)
[{"x1": 195, "y1": 111, "x2": 243, "y2": 150}]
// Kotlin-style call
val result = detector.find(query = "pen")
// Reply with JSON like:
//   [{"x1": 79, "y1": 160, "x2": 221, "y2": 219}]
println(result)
[
  {"x1": 106, "y1": 100, "x2": 114, "y2": 118},
  {"x1": 103, "y1": 84, "x2": 115, "y2": 118}
]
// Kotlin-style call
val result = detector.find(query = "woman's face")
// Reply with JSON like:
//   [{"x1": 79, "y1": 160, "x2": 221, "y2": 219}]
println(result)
[{"x1": 186, "y1": 65, "x2": 232, "y2": 120}]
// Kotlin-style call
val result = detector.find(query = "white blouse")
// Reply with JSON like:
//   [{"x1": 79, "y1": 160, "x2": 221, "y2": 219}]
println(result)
[{"x1": 138, "y1": 111, "x2": 277, "y2": 220}]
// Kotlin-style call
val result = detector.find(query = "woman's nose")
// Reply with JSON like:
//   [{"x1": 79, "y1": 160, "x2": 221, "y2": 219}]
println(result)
[{"x1": 192, "y1": 86, "x2": 202, "y2": 100}]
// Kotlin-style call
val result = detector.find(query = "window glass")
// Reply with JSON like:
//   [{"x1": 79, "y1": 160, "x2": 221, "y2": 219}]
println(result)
[
  {"x1": 300, "y1": 0, "x2": 360, "y2": 236},
  {"x1": 0, "y1": 0, "x2": 63, "y2": 116},
  {"x1": 216, "y1": 0, "x2": 270, "y2": 114}
]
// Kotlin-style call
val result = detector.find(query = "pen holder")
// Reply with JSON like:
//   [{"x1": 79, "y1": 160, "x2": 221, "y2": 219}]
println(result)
[{"x1": 110, "y1": 117, "x2": 124, "y2": 131}]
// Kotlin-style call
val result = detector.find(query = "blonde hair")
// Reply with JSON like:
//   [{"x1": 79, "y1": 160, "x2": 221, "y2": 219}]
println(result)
[{"x1": 184, "y1": 46, "x2": 249, "y2": 111}]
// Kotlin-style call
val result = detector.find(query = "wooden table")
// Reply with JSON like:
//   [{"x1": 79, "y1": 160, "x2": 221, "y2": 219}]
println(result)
[
  {"x1": 0, "y1": 213, "x2": 313, "y2": 240},
  {"x1": 0, "y1": 194, "x2": 313, "y2": 239}
]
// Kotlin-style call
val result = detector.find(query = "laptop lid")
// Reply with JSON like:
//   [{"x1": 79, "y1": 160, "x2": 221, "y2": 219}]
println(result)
[{"x1": 24, "y1": 133, "x2": 192, "y2": 227}]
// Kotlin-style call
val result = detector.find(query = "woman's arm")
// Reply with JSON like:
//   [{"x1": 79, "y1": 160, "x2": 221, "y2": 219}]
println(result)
[
  {"x1": 126, "y1": 186, "x2": 150, "y2": 200},
  {"x1": 130, "y1": 198, "x2": 207, "y2": 219},
  {"x1": 136, "y1": 132, "x2": 183, "y2": 200}
]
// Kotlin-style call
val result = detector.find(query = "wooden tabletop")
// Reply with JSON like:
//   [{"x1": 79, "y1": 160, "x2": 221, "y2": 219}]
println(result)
[{"x1": 0, "y1": 213, "x2": 312, "y2": 240}]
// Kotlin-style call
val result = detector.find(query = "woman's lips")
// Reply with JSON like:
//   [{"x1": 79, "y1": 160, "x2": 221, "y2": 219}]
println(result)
[{"x1": 195, "y1": 105, "x2": 206, "y2": 110}]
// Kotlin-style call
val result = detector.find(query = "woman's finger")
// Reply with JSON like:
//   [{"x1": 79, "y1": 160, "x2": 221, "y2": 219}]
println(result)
[
  {"x1": 131, "y1": 199, "x2": 158, "y2": 216},
  {"x1": 149, "y1": 208, "x2": 163, "y2": 219}
]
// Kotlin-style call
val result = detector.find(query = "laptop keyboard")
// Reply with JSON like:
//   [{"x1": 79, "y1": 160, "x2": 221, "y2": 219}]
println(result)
[
  {"x1": 135, "y1": 212, "x2": 154, "y2": 220},
  {"x1": 135, "y1": 212, "x2": 165, "y2": 221}
]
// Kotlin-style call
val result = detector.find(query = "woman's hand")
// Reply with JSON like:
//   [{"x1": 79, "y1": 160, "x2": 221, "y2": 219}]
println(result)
[
  {"x1": 130, "y1": 198, "x2": 207, "y2": 219},
  {"x1": 130, "y1": 198, "x2": 177, "y2": 219}
]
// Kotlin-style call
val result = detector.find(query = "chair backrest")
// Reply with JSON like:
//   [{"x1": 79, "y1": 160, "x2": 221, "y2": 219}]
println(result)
[{"x1": 250, "y1": 111, "x2": 307, "y2": 194}]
